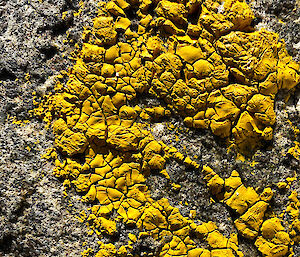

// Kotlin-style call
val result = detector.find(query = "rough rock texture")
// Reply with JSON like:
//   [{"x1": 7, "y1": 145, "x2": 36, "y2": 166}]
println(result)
[
  {"x1": 0, "y1": 1, "x2": 101, "y2": 256},
  {"x1": 0, "y1": 0, "x2": 299, "y2": 257},
  {"x1": 0, "y1": 122, "x2": 100, "y2": 256}
]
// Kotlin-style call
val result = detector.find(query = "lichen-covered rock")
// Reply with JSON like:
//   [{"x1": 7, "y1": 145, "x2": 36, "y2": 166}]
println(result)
[{"x1": 0, "y1": 0, "x2": 299, "y2": 256}]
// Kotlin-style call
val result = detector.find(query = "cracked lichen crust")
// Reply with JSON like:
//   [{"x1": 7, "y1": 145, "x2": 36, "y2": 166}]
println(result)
[
  {"x1": 203, "y1": 166, "x2": 299, "y2": 257},
  {"x1": 34, "y1": 0, "x2": 300, "y2": 155},
  {"x1": 34, "y1": 0, "x2": 299, "y2": 256}
]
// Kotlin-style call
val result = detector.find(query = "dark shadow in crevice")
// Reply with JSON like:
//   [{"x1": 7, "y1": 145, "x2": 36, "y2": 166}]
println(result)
[
  {"x1": 51, "y1": 21, "x2": 72, "y2": 36},
  {"x1": 39, "y1": 45, "x2": 58, "y2": 60},
  {"x1": 0, "y1": 68, "x2": 16, "y2": 81},
  {"x1": 0, "y1": 233, "x2": 14, "y2": 254}
]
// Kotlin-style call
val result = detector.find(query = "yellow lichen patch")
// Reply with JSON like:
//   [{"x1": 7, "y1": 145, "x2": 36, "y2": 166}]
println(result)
[
  {"x1": 286, "y1": 191, "x2": 300, "y2": 244},
  {"x1": 95, "y1": 242, "x2": 117, "y2": 257},
  {"x1": 11, "y1": 118, "x2": 31, "y2": 126},
  {"x1": 277, "y1": 182, "x2": 288, "y2": 190},
  {"x1": 288, "y1": 141, "x2": 300, "y2": 160},
  {"x1": 287, "y1": 191, "x2": 300, "y2": 221},
  {"x1": 38, "y1": 102, "x2": 241, "y2": 254},
  {"x1": 255, "y1": 218, "x2": 290, "y2": 257},
  {"x1": 234, "y1": 188, "x2": 274, "y2": 240},
  {"x1": 140, "y1": 107, "x2": 171, "y2": 121},
  {"x1": 34, "y1": 0, "x2": 300, "y2": 155},
  {"x1": 276, "y1": 173, "x2": 298, "y2": 191},
  {"x1": 203, "y1": 166, "x2": 295, "y2": 256},
  {"x1": 34, "y1": 0, "x2": 300, "y2": 256},
  {"x1": 199, "y1": 0, "x2": 255, "y2": 37},
  {"x1": 82, "y1": 248, "x2": 94, "y2": 257},
  {"x1": 171, "y1": 183, "x2": 181, "y2": 191},
  {"x1": 87, "y1": 215, "x2": 117, "y2": 236},
  {"x1": 290, "y1": 219, "x2": 300, "y2": 244},
  {"x1": 203, "y1": 166, "x2": 274, "y2": 240}
]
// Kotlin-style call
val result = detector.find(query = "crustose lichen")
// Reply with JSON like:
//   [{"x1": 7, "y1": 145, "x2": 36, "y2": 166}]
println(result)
[{"x1": 35, "y1": 0, "x2": 300, "y2": 256}]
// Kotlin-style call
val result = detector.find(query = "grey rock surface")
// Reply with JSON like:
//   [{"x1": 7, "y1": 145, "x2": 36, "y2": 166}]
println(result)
[
  {"x1": 0, "y1": 0, "x2": 299, "y2": 256},
  {"x1": 0, "y1": 0, "x2": 100, "y2": 256},
  {"x1": 0, "y1": 122, "x2": 100, "y2": 257}
]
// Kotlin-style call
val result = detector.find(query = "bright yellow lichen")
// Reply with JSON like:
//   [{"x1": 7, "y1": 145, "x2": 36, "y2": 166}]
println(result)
[
  {"x1": 255, "y1": 218, "x2": 291, "y2": 257},
  {"x1": 288, "y1": 141, "x2": 300, "y2": 160},
  {"x1": 203, "y1": 166, "x2": 270, "y2": 237},
  {"x1": 34, "y1": 0, "x2": 299, "y2": 256},
  {"x1": 286, "y1": 191, "x2": 300, "y2": 244},
  {"x1": 202, "y1": 165, "x2": 297, "y2": 257}
]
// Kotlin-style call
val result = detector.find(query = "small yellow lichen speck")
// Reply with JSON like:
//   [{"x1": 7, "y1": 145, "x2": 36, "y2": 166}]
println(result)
[
  {"x1": 34, "y1": 0, "x2": 299, "y2": 256},
  {"x1": 171, "y1": 183, "x2": 181, "y2": 191}
]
